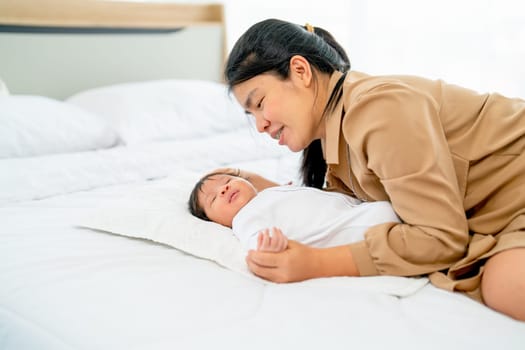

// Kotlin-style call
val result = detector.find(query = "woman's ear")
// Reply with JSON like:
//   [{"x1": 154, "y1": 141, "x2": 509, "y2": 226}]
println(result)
[{"x1": 289, "y1": 55, "x2": 313, "y2": 87}]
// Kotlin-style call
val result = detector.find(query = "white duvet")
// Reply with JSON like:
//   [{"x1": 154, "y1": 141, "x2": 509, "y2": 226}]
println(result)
[{"x1": 1, "y1": 127, "x2": 524, "y2": 350}]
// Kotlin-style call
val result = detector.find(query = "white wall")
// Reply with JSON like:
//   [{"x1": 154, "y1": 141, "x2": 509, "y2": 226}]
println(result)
[
  {"x1": 144, "y1": 0, "x2": 525, "y2": 97},
  {"x1": 344, "y1": 0, "x2": 525, "y2": 97}
]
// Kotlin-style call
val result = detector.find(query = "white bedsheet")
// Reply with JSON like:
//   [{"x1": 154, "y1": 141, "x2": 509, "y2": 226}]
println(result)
[{"x1": 1, "y1": 132, "x2": 524, "y2": 350}]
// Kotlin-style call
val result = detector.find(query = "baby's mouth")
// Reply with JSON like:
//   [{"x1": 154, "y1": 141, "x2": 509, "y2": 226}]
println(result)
[{"x1": 229, "y1": 190, "x2": 238, "y2": 203}]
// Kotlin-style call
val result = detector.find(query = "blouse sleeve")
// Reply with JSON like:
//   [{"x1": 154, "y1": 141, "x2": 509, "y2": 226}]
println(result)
[{"x1": 343, "y1": 82, "x2": 470, "y2": 277}]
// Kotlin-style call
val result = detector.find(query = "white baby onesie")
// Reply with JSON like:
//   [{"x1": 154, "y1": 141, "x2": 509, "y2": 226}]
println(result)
[{"x1": 232, "y1": 186, "x2": 400, "y2": 251}]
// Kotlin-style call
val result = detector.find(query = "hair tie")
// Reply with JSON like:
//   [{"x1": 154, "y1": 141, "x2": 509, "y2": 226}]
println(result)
[{"x1": 305, "y1": 23, "x2": 315, "y2": 33}]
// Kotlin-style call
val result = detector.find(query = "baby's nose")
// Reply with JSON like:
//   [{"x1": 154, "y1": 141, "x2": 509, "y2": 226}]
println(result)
[{"x1": 220, "y1": 184, "x2": 230, "y2": 195}]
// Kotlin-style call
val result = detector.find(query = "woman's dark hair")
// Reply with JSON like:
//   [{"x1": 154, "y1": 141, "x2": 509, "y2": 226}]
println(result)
[{"x1": 224, "y1": 19, "x2": 351, "y2": 188}]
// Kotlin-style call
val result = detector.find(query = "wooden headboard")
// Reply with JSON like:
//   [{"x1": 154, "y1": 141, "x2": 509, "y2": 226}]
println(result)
[{"x1": 0, "y1": 0, "x2": 226, "y2": 99}]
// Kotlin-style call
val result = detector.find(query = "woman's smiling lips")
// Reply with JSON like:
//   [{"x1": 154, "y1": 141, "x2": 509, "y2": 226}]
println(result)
[
  {"x1": 278, "y1": 129, "x2": 285, "y2": 145},
  {"x1": 271, "y1": 127, "x2": 283, "y2": 140},
  {"x1": 271, "y1": 127, "x2": 285, "y2": 145}
]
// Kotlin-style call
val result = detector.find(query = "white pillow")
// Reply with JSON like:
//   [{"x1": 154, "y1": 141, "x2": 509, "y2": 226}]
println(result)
[
  {"x1": 66, "y1": 79, "x2": 249, "y2": 145},
  {"x1": 77, "y1": 180, "x2": 255, "y2": 279},
  {"x1": 0, "y1": 95, "x2": 119, "y2": 158}
]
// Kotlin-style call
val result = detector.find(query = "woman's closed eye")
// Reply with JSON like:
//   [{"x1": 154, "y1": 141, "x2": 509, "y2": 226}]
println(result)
[
  {"x1": 243, "y1": 99, "x2": 263, "y2": 116},
  {"x1": 256, "y1": 97, "x2": 264, "y2": 109}
]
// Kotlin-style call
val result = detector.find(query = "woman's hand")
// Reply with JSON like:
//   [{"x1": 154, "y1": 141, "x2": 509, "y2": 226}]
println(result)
[
  {"x1": 210, "y1": 167, "x2": 242, "y2": 177},
  {"x1": 245, "y1": 240, "x2": 360, "y2": 283}
]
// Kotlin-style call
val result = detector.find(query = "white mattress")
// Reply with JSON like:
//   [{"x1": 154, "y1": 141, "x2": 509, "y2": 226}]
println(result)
[{"x1": 1, "y1": 125, "x2": 524, "y2": 350}]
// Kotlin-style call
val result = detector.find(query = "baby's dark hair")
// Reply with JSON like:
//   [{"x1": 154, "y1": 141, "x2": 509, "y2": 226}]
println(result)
[
  {"x1": 224, "y1": 19, "x2": 351, "y2": 189},
  {"x1": 188, "y1": 171, "x2": 238, "y2": 221}
]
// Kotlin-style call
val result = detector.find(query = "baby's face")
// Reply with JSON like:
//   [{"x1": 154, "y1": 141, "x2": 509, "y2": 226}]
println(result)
[{"x1": 197, "y1": 174, "x2": 257, "y2": 227}]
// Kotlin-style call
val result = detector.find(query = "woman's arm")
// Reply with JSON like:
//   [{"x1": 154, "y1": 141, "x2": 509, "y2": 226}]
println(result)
[
  {"x1": 245, "y1": 240, "x2": 359, "y2": 283},
  {"x1": 342, "y1": 83, "x2": 469, "y2": 276},
  {"x1": 240, "y1": 169, "x2": 279, "y2": 191},
  {"x1": 212, "y1": 167, "x2": 279, "y2": 191}
]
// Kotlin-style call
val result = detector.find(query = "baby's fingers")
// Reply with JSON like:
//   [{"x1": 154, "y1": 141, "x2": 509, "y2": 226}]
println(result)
[
  {"x1": 257, "y1": 229, "x2": 271, "y2": 251},
  {"x1": 269, "y1": 227, "x2": 287, "y2": 252}
]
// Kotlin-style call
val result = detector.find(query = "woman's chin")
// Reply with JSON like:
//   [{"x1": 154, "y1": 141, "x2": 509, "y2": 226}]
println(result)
[{"x1": 285, "y1": 143, "x2": 303, "y2": 153}]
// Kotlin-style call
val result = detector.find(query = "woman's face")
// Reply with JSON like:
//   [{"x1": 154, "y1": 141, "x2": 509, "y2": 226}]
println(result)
[
  {"x1": 232, "y1": 57, "x2": 327, "y2": 152},
  {"x1": 197, "y1": 174, "x2": 258, "y2": 228}
]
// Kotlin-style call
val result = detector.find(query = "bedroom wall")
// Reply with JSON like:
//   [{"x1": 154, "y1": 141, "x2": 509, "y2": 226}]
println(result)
[{"x1": 144, "y1": 0, "x2": 524, "y2": 98}]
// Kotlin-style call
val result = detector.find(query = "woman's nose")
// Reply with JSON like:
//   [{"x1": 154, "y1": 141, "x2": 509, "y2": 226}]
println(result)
[{"x1": 254, "y1": 112, "x2": 270, "y2": 133}]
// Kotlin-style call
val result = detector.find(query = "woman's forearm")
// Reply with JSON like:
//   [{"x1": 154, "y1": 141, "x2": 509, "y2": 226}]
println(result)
[
  {"x1": 315, "y1": 244, "x2": 360, "y2": 277},
  {"x1": 246, "y1": 241, "x2": 360, "y2": 282},
  {"x1": 240, "y1": 170, "x2": 279, "y2": 191}
]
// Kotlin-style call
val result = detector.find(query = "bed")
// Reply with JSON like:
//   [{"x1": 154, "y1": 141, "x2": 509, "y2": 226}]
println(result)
[{"x1": 1, "y1": 1, "x2": 524, "y2": 349}]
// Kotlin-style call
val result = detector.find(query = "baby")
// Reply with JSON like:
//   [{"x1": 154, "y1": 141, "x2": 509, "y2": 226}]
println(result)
[{"x1": 188, "y1": 170, "x2": 400, "y2": 252}]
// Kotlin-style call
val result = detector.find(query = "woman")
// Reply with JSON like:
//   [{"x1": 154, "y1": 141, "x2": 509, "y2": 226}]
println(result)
[{"x1": 224, "y1": 19, "x2": 525, "y2": 321}]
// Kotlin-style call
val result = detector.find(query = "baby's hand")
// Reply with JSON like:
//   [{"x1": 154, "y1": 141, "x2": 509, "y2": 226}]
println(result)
[{"x1": 257, "y1": 227, "x2": 288, "y2": 252}]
